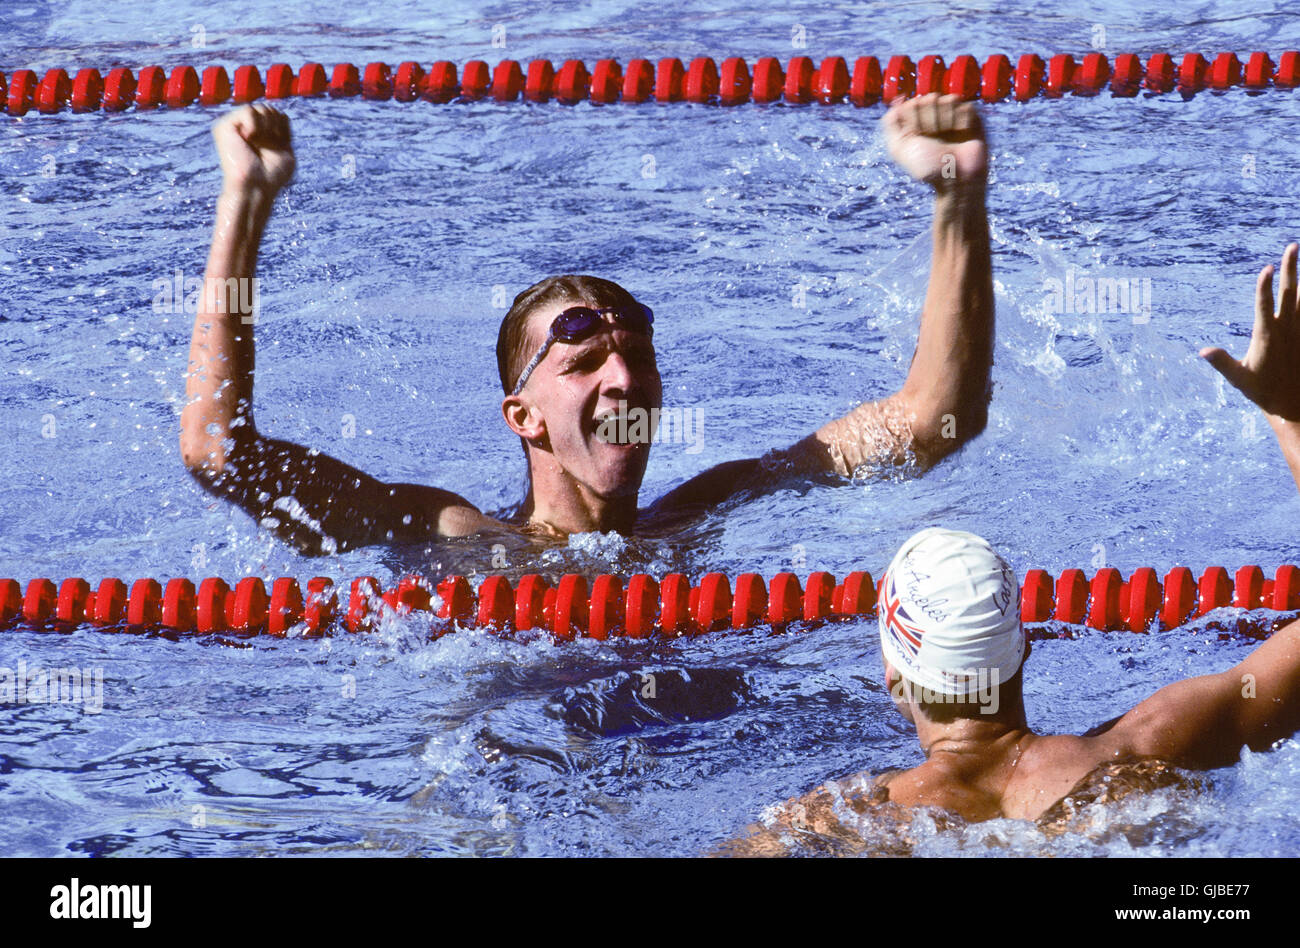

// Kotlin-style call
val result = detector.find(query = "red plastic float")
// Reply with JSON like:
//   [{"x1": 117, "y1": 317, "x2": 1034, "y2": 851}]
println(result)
[
  {"x1": 624, "y1": 574, "x2": 659, "y2": 639},
  {"x1": 814, "y1": 56, "x2": 849, "y2": 104},
  {"x1": 945, "y1": 54, "x2": 979, "y2": 100},
  {"x1": 915, "y1": 55, "x2": 946, "y2": 96},
  {"x1": 362, "y1": 62, "x2": 393, "y2": 100},
  {"x1": 882, "y1": 55, "x2": 915, "y2": 104},
  {"x1": 491, "y1": 60, "x2": 523, "y2": 102},
  {"x1": 1126, "y1": 567, "x2": 1161, "y2": 633},
  {"x1": 750, "y1": 57, "x2": 784, "y2": 102},
  {"x1": 622, "y1": 59, "x2": 653, "y2": 102},
  {"x1": 420, "y1": 61, "x2": 457, "y2": 103},
  {"x1": 1054, "y1": 569, "x2": 1088, "y2": 624},
  {"x1": 851, "y1": 56, "x2": 882, "y2": 106},
  {"x1": 392, "y1": 61, "x2": 423, "y2": 102},
  {"x1": 1045, "y1": 54, "x2": 1075, "y2": 97},
  {"x1": 303, "y1": 578, "x2": 335, "y2": 636},
  {"x1": 980, "y1": 54, "x2": 1011, "y2": 102},
  {"x1": 1110, "y1": 53, "x2": 1142, "y2": 96},
  {"x1": 1198, "y1": 566, "x2": 1232, "y2": 616},
  {"x1": 1086, "y1": 568, "x2": 1121, "y2": 631},
  {"x1": 36, "y1": 68, "x2": 71, "y2": 113},
  {"x1": 329, "y1": 63, "x2": 360, "y2": 98},
  {"x1": 163, "y1": 579, "x2": 197, "y2": 633},
  {"x1": 295, "y1": 62, "x2": 327, "y2": 97},
  {"x1": 524, "y1": 59, "x2": 554, "y2": 103},
  {"x1": 1233, "y1": 565, "x2": 1264, "y2": 610},
  {"x1": 460, "y1": 60, "x2": 489, "y2": 99},
  {"x1": 1244, "y1": 52, "x2": 1273, "y2": 90},
  {"x1": 685, "y1": 57, "x2": 719, "y2": 103},
  {"x1": 164, "y1": 66, "x2": 199, "y2": 109},
  {"x1": 7, "y1": 69, "x2": 36, "y2": 115},
  {"x1": 1178, "y1": 52, "x2": 1208, "y2": 94},
  {"x1": 719, "y1": 57, "x2": 751, "y2": 105},
  {"x1": 654, "y1": 58, "x2": 684, "y2": 102},
  {"x1": 72, "y1": 68, "x2": 104, "y2": 112},
  {"x1": 126, "y1": 579, "x2": 162, "y2": 629},
  {"x1": 1145, "y1": 53, "x2": 1175, "y2": 92},
  {"x1": 553, "y1": 574, "x2": 588, "y2": 640},
  {"x1": 555, "y1": 59, "x2": 590, "y2": 104},
  {"x1": 1277, "y1": 51, "x2": 1300, "y2": 88},
  {"x1": 267, "y1": 578, "x2": 301, "y2": 636},
  {"x1": 1075, "y1": 53, "x2": 1109, "y2": 95},
  {"x1": 1021, "y1": 569, "x2": 1054, "y2": 623},
  {"x1": 584, "y1": 575, "x2": 620, "y2": 640},
  {"x1": 135, "y1": 66, "x2": 165, "y2": 108},
  {"x1": 200, "y1": 66, "x2": 231, "y2": 105},
  {"x1": 232, "y1": 66, "x2": 263, "y2": 103},
  {"x1": 264, "y1": 63, "x2": 294, "y2": 98},
  {"x1": 1013, "y1": 54, "x2": 1043, "y2": 101},
  {"x1": 1209, "y1": 52, "x2": 1241, "y2": 90},
  {"x1": 590, "y1": 59, "x2": 622, "y2": 104},
  {"x1": 102, "y1": 68, "x2": 136, "y2": 110},
  {"x1": 56, "y1": 579, "x2": 91, "y2": 625}
]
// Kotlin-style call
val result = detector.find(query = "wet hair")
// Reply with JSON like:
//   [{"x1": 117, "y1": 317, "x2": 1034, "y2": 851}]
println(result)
[
  {"x1": 496, "y1": 274, "x2": 640, "y2": 395},
  {"x1": 897, "y1": 667, "x2": 1024, "y2": 724}
]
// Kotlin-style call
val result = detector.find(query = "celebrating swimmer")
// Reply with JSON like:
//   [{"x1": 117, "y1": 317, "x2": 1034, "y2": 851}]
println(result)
[
  {"x1": 180, "y1": 94, "x2": 995, "y2": 552},
  {"x1": 722, "y1": 245, "x2": 1300, "y2": 854}
]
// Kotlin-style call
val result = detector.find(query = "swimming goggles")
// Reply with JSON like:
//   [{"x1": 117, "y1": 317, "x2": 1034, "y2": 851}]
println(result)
[{"x1": 510, "y1": 303, "x2": 655, "y2": 396}]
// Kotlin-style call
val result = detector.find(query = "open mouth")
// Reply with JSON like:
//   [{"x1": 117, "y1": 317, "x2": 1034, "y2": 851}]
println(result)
[{"x1": 593, "y1": 406, "x2": 653, "y2": 447}]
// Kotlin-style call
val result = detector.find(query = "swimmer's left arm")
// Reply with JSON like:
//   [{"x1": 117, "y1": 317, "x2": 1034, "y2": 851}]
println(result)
[
  {"x1": 650, "y1": 97, "x2": 993, "y2": 515},
  {"x1": 789, "y1": 93, "x2": 994, "y2": 476}
]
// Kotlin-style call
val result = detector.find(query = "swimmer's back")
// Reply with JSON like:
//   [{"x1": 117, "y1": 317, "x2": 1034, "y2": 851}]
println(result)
[{"x1": 873, "y1": 734, "x2": 1177, "y2": 822}]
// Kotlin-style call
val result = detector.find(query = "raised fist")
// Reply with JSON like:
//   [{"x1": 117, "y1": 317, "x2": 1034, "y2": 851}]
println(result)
[
  {"x1": 882, "y1": 93, "x2": 988, "y2": 192},
  {"x1": 212, "y1": 104, "x2": 296, "y2": 194}
]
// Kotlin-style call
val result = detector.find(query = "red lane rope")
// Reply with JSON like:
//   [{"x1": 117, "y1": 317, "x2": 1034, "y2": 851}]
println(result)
[
  {"x1": 4, "y1": 52, "x2": 1299, "y2": 117},
  {"x1": 2, "y1": 565, "x2": 1297, "y2": 640}
]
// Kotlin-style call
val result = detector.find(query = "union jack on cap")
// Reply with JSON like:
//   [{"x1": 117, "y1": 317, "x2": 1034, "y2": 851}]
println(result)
[{"x1": 881, "y1": 568, "x2": 927, "y2": 667}]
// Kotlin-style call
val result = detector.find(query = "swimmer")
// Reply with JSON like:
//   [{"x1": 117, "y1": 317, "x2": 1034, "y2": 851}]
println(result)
[
  {"x1": 723, "y1": 250, "x2": 1300, "y2": 852},
  {"x1": 179, "y1": 95, "x2": 995, "y2": 553}
]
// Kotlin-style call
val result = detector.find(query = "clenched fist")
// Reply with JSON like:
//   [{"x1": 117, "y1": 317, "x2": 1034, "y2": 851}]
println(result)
[
  {"x1": 882, "y1": 93, "x2": 987, "y2": 193},
  {"x1": 212, "y1": 104, "x2": 296, "y2": 195}
]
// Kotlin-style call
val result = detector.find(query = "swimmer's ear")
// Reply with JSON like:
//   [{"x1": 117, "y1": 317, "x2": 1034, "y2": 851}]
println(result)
[{"x1": 502, "y1": 395, "x2": 546, "y2": 442}]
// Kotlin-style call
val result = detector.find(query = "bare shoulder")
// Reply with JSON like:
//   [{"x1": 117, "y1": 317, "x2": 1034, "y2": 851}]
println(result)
[
  {"x1": 647, "y1": 457, "x2": 769, "y2": 516},
  {"x1": 382, "y1": 483, "x2": 508, "y2": 539},
  {"x1": 1003, "y1": 733, "x2": 1131, "y2": 820}
]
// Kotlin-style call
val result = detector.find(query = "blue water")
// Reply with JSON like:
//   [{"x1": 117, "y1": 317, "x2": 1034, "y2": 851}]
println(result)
[{"x1": 2, "y1": 0, "x2": 1300, "y2": 856}]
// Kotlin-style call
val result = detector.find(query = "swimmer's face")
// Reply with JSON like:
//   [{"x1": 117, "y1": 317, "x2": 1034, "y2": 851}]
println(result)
[{"x1": 505, "y1": 298, "x2": 662, "y2": 499}]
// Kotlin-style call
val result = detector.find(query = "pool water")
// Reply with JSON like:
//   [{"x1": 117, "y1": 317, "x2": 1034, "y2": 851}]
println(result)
[{"x1": 2, "y1": 0, "x2": 1300, "y2": 856}]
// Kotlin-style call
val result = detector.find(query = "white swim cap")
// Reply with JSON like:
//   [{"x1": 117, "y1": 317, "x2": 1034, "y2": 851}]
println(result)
[{"x1": 878, "y1": 528, "x2": 1023, "y2": 697}]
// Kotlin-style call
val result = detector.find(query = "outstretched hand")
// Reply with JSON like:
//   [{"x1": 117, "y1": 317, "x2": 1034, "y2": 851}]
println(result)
[
  {"x1": 881, "y1": 93, "x2": 987, "y2": 192},
  {"x1": 1201, "y1": 243, "x2": 1300, "y2": 422},
  {"x1": 212, "y1": 104, "x2": 296, "y2": 195}
]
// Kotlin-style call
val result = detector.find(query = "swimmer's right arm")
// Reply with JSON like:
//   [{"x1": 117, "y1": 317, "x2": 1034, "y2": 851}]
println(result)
[
  {"x1": 1201, "y1": 242, "x2": 1300, "y2": 494},
  {"x1": 180, "y1": 106, "x2": 497, "y2": 551}
]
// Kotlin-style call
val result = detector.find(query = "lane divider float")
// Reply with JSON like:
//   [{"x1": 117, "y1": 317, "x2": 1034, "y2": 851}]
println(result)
[
  {"x1": 4, "y1": 52, "x2": 1299, "y2": 117},
  {"x1": 1, "y1": 564, "x2": 1296, "y2": 640}
]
